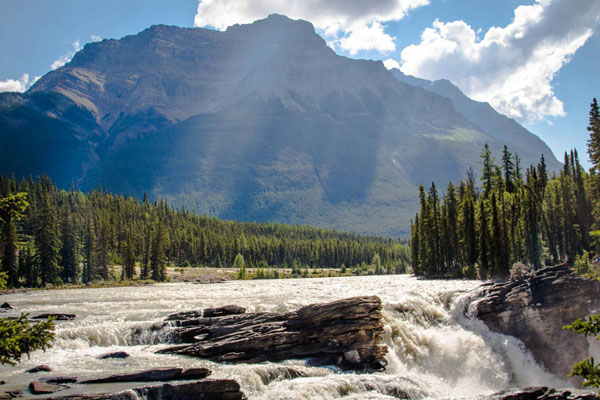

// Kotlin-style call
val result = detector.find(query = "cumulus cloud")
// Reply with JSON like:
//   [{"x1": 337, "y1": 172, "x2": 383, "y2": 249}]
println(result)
[
  {"x1": 194, "y1": 0, "x2": 429, "y2": 54},
  {"x1": 91, "y1": 35, "x2": 102, "y2": 42},
  {"x1": 0, "y1": 74, "x2": 40, "y2": 93},
  {"x1": 51, "y1": 40, "x2": 82, "y2": 70},
  {"x1": 399, "y1": 0, "x2": 600, "y2": 122},
  {"x1": 383, "y1": 58, "x2": 401, "y2": 70}
]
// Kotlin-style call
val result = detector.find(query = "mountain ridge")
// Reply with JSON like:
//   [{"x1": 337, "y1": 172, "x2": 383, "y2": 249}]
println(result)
[{"x1": 0, "y1": 14, "x2": 560, "y2": 235}]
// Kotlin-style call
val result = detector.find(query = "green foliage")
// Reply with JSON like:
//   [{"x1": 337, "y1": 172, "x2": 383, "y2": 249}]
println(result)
[
  {"x1": 564, "y1": 315, "x2": 600, "y2": 387},
  {"x1": 0, "y1": 314, "x2": 54, "y2": 365},
  {"x1": 0, "y1": 175, "x2": 408, "y2": 287},
  {"x1": 234, "y1": 254, "x2": 246, "y2": 279}
]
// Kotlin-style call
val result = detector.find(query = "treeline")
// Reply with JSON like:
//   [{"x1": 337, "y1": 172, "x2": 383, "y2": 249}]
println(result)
[
  {"x1": 411, "y1": 99, "x2": 600, "y2": 278},
  {"x1": 0, "y1": 175, "x2": 408, "y2": 288}
]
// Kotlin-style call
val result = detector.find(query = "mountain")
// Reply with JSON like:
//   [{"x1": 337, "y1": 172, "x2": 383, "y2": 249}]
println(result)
[
  {"x1": 0, "y1": 15, "x2": 560, "y2": 236},
  {"x1": 390, "y1": 69, "x2": 561, "y2": 171}
]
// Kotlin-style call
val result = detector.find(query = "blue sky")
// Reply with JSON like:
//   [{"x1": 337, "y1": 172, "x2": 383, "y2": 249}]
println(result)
[{"x1": 1, "y1": 0, "x2": 598, "y2": 167}]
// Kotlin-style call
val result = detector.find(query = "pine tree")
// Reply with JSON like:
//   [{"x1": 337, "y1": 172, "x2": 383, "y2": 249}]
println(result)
[
  {"x1": 480, "y1": 144, "x2": 495, "y2": 198},
  {"x1": 150, "y1": 222, "x2": 167, "y2": 282},
  {"x1": 587, "y1": 98, "x2": 600, "y2": 171},
  {"x1": 0, "y1": 193, "x2": 28, "y2": 288},
  {"x1": 60, "y1": 209, "x2": 78, "y2": 284},
  {"x1": 478, "y1": 200, "x2": 491, "y2": 278},
  {"x1": 122, "y1": 233, "x2": 136, "y2": 280},
  {"x1": 34, "y1": 191, "x2": 60, "y2": 286}
]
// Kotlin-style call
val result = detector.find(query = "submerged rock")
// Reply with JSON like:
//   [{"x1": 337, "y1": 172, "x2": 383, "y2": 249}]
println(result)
[
  {"x1": 26, "y1": 365, "x2": 52, "y2": 373},
  {"x1": 158, "y1": 296, "x2": 388, "y2": 371},
  {"x1": 0, "y1": 303, "x2": 13, "y2": 309},
  {"x1": 29, "y1": 381, "x2": 67, "y2": 395},
  {"x1": 50, "y1": 379, "x2": 246, "y2": 400},
  {"x1": 80, "y1": 367, "x2": 211, "y2": 384},
  {"x1": 32, "y1": 313, "x2": 76, "y2": 321},
  {"x1": 489, "y1": 386, "x2": 598, "y2": 399},
  {"x1": 475, "y1": 264, "x2": 600, "y2": 380},
  {"x1": 44, "y1": 377, "x2": 78, "y2": 384},
  {"x1": 98, "y1": 351, "x2": 130, "y2": 359}
]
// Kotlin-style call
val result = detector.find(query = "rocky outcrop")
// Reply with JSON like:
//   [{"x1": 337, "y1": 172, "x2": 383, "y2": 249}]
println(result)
[
  {"x1": 49, "y1": 379, "x2": 246, "y2": 400},
  {"x1": 80, "y1": 368, "x2": 210, "y2": 384},
  {"x1": 489, "y1": 386, "x2": 598, "y2": 399},
  {"x1": 157, "y1": 296, "x2": 387, "y2": 371},
  {"x1": 475, "y1": 265, "x2": 600, "y2": 380}
]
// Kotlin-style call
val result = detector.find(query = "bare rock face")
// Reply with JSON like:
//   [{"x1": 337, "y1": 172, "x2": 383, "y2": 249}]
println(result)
[
  {"x1": 475, "y1": 265, "x2": 600, "y2": 380},
  {"x1": 50, "y1": 379, "x2": 246, "y2": 400},
  {"x1": 158, "y1": 296, "x2": 388, "y2": 371}
]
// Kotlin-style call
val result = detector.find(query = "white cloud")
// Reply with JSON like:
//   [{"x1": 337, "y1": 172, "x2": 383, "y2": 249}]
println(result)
[
  {"x1": 91, "y1": 35, "x2": 102, "y2": 42},
  {"x1": 399, "y1": 0, "x2": 600, "y2": 122},
  {"x1": 0, "y1": 74, "x2": 40, "y2": 93},
  {"x1": 51, "y1": 40, "x2": 82, "y2": 70},
  {"x1": 194, "y1": 0, "x2": 429, "y2": 54},
  {"x1": 383, "y1": 58, "x2": 401, "y2": 70}
]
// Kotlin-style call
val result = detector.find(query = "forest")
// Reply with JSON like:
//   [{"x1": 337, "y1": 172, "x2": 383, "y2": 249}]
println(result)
[
  {"x1": 0, "y1": 176, "x2": 408, "y2": 288},
  {"x1": 410, "y1": 98, "x2": 600, "y2": 278}
]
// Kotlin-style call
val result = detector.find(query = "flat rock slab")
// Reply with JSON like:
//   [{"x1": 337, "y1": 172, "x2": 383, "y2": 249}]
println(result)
[
  {"x1": 44, "y1": 377, "x2": 78, "y2": 384},
  {"x1": 98, "y1": 351, "x2": 129, "y2": 359},
  {"x1": 29, "y1": 381, "x2": 67, "y2": 395},
  {"x1": 32, "y1": 313, "x2": 76, "y2": 321},
  {"x1": 80, "y1": 367, "x2": 211, "y2": 384},
  {"x1": 165, "y1": 305, "x2": 246, "y2": 321},
  {"x1": 475, "y1": 264, "x2": 600, "y2": 379},
  {"x1": 49, "y1": 379, "x2": 246, "y2": 400},
  {"x1": 158, "y1": 296, "x2": 388, "y2": 371}
]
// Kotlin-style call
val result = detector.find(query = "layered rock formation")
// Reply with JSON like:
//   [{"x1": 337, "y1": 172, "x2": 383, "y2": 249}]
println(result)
[
  {"x1": 475, "y1": 265, "x2": 600, "y2": 380},
  {"x1": 157, "y1": 296, "x2": 388, "y2": 370}
]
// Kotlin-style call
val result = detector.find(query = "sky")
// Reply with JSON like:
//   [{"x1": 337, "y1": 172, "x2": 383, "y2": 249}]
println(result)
[{"x1": 1, "y1": 0, "x2": 599, "y2": 167}]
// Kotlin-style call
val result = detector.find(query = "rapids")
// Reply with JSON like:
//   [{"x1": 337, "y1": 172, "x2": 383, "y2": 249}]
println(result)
[{"x1": 0, "y1": 275, "x2": 567, "y2": 399}]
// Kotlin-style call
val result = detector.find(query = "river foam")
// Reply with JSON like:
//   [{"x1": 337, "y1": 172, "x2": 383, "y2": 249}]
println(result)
[{"x1": 0, "y1": 275, "x2": 567, "y2": 399}]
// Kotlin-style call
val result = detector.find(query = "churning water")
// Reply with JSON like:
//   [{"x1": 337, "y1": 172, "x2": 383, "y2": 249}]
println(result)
[{"x1": 0, "y1": 275, "x2": 567, "y2": 399}]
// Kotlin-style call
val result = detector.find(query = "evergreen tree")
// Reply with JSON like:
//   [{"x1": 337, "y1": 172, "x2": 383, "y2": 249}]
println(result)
[
  {"x1": 234, "y1": 253, "x2": 246, "y2": 279},
  {"x1": 150, "y1": 222, "x2": 167, "y2": 282},
  {"x1": 0, "y1": 193, "x2": 28, "y2": 287},
  {"x1": 34, "y1": 191, "x2": 60, "y2": 286},
  {"x1": 60, "y1": 209, "x2": 78, "y2": 284},
  {"x1": 122, "y1": 233, "x2": 136, "y2": 280}
]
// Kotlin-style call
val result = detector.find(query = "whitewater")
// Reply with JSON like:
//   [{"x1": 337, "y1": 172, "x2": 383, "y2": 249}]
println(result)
[{"x1": 0, "y1": 275, "x2": 567, "y2": 399}]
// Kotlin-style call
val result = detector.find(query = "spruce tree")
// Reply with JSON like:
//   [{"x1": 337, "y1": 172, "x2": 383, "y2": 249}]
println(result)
[
  {"x1": 0, "y1": 193, "x2": 28, "y2": 287},
  {"x1": 34, "y1": 191, "x2": 60, "y2": 286},
  {"x1": 151, "y1": 222, "x2": 167, "y2": 282}
]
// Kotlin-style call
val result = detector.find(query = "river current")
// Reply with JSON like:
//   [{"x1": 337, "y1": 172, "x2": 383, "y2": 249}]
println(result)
[{"x1": 0, "y1": 275, "x2": 567, "y2": 399}]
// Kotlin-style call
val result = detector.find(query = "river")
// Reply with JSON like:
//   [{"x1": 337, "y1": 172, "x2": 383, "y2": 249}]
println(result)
[{"x1": 0, "y1": 275, "x2": 567, "y2": 399}]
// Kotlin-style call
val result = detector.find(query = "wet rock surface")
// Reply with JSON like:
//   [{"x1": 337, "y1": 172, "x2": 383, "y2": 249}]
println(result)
[
  {"x1": 475, "y1": 265, "x2": 600, "y2": 380},
  {"x1": 26, "y1": 365, "x2": 52, "y2": 373},
  {"x1": 157, "y1": 296, "x2": 388, "y2": 371},
  {"x1": 48, "y1": 379, "x2": 246, "y2": 400},
  {"x1": 98, "y1": 351, "x2": 130, "y2": 359},
  {"x1": 29, "y1": 381, "x2": 67, "y2": 395},
  {"x1": 80, "y1": 367, "x2": 211, "y2": 384},
  {"x1": 489, "y1": 386, "x2": 599, "y2": 399},
  {"x1": 32, "y1": 313, "x2": 76, "y2": 321}
]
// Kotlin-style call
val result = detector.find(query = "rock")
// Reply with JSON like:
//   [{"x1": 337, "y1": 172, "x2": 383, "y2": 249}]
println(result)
[
  {"x1": 29, "y1": 381, "x2": 67, "y2": 395},
  {"x1": 26, "y1": 365, "x2": 52, "y2": 373},
  {"x1": 165, "y1": 311, "x2": 203, "y2": 321},
  {"x1": 157, "y1": 296, "x2": 388, "y2": 371},
  {"x1": 44, "y1": 377, "x2": 78, "y2": 384},
  {"x1": 0, "y1": 303, "x2": 13, "y2": 309},
  {"x1": 489, "y1": 386, "x2": 598, "y2": 399},
  {"x1": 202, "y1": 305, "x2": 246, "y2": 318},
  {"x1": 98, "y1": 351, "x2": 130, "y2": 359},
  {"x1": 32, "y1": 313, "x2": 76, "y2": 321},
  {"x1": 0, "y1": 391, "x2": 21, "y2": 399},
  {"x1": 50, "y1": 379, "x2": 246, "y2": 400},
  {"x1": 80, "y1": 367, "x2": 211, "y2": 384},
  {"x1": 475, "y1": 264, "x2": 600, "y2": 381}
]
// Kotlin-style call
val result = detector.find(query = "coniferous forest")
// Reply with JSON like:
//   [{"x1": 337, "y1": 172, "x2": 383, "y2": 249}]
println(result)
[
  {"x1": 0, "y1": 174, "x2": 408, "y2": 288},
  {"x1": 411, "y1": 98, "x2": 600, "y2": 278}
]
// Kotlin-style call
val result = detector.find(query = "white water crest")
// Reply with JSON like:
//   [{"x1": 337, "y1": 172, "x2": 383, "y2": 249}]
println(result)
[{"x1": 0, "y1": 275, "x2": 568, "y2": 399}]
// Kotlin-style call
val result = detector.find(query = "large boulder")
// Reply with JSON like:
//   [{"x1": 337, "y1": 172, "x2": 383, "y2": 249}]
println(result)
[
  {"x1": 157, "y1": 296, "x2": 388, "y2": 371},
  {"x1": 475, "y1": 265, "x2": 600, "y2": 380}
]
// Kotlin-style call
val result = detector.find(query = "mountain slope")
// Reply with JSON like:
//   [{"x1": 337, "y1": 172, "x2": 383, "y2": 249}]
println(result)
[
  {"x1": 0, "y1": 15, "x2": 560, "y2": 235},
  {"x1": 390, "y1": 69, "x2": 561, "y2": 171}
]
